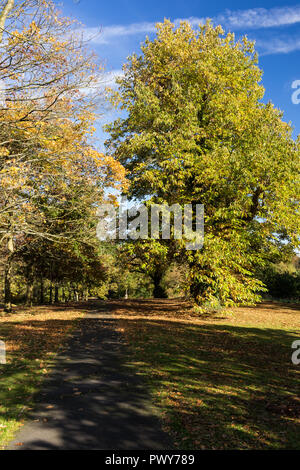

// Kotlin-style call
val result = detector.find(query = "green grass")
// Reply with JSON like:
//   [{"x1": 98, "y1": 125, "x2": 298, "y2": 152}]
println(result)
[
  {"x1": 120, "y1": 304, "x2": 300, "y2": 449},
  {"x1": 0, "y1": 355, "x2": 51, "y2": 446}
]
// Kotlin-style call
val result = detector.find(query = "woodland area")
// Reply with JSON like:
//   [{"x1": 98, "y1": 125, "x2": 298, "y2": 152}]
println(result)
[{"x1": 0, "y1": 0, "x2": 300, "y2": 314}]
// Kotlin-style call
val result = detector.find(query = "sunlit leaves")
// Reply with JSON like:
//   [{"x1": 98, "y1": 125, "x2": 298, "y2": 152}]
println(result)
[{"x1": 106, "y1": 19, "x2": 300, "y2": 306}]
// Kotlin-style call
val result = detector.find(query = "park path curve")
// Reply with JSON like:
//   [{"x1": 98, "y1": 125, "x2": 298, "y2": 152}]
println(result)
[{"x1": 8, "y1": 307, "x2": 172, "y2": 450}]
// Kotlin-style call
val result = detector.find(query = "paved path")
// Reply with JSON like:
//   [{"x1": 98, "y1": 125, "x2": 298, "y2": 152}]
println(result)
[{"x1": 8, "y1": 309, "x2": 172, "y2": 450}]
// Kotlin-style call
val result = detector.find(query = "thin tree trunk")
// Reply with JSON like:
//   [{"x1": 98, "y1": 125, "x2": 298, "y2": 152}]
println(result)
[
  {"x1": 4, "y1": 235, "x2": 14, "y2": 313},
  {"x1": 25, "y1": 263, "x2": 34, "y2": 306},
  {"x1": 54, "y1": 286, "x2": 59, "y2": 303},
  {"x1": 73, "y1": 289, "x2": 79, "y2": 302},
  {"x1": 62, "y1": 287, "x2": 66, "y2": 303},
  {"x1": 4, "y1": 261, "x2": 12, "y2": 313},
  {"x1": 40, "y1": 275, "x2": 44, "y2": 304},
  {"x1": 26, "y1": 281, "x2": 34, "y2": 307},
  {"x1": 0, "y1": 0, "x2": 14, "y2": 43},
  {"x1": 49, "y1": 283, "x2": 53, "y2": 304}
]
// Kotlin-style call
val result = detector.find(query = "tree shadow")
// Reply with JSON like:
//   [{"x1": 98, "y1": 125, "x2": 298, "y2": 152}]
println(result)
[
  {"x1": 119, "y1": 318, "x2": 300, "y2": 449},
  {"x1": 4, "y1": 318, "x2": 172, "y2": 450},
  {"x1": 101, "y1": 298, "x2": 195, "y2": 318},
  {"x1": 2, "y1": 302, "x2": 300, "y2": 450}
]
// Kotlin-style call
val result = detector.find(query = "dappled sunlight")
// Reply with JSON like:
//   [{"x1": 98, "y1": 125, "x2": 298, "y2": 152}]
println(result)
[
  {"x1": 103, "y1": 298, "x2": 300, "y2": 330},
  {"x1": 5, "y1": 318, "x2": 172, "y2": 450},
  {"x1": 0, "y1": 299, "x2": 299, "y2": 449},
  {"x1": 118, "y1": 299, "x2": 300, "y2": 449},
  {"x1": 0, "y1": 307, "x2": 84, "y2": 448}
]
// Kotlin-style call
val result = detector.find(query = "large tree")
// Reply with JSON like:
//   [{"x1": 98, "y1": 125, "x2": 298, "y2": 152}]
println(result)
[{"x1": 106, "y1": 20, "x2": 300, "y2": 306}]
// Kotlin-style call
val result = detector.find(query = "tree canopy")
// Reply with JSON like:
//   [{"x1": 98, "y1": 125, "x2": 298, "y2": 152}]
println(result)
[{"x1": 106, "y1": 20, "x2": 300, "y2": 306}]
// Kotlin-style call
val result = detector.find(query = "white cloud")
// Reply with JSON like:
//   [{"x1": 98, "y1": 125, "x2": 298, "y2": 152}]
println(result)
[
  {"x1": 78, "y1": 22, "x2": 157, "y2": 45},
  {"x1": 98, "y1": 69, "x2": 124, "y2": 88},
  {"x1": 75, "y1": 5, "x2": 300, "y2": 56},
  {"x1": 77, "y1": 4, "x2": 300, "y2": 46},
  {"x1": 256, "y1": 36, "x2": 300, "y2": 55},
  {"x1": 217, "y1": 5, "x2": 300, "y2": 30},
  {"x1": 79, "y1": 70, "x2": 124, "y2": 96}
]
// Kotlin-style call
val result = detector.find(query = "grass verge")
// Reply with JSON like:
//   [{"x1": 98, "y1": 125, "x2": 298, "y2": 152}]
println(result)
[
  {"x1": 0, "y1": 305, "x2": 84, "y2": 449},
  {"x1": 109, "y1": 299, "x2": 300, "y2": 450}
]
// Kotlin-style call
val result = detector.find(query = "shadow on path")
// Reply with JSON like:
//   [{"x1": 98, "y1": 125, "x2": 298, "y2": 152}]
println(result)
[{"x1": 8, "y1": 312, "x2": 172, "y2": 450}]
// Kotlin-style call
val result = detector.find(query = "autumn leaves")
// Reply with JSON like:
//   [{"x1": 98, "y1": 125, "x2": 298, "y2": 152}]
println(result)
[
  {"x1": 0, "y1": 0, "x2": 126, "y2": 311},
  {"x1": 0, "y1": 3, "x2": 299, "y2": 310}
]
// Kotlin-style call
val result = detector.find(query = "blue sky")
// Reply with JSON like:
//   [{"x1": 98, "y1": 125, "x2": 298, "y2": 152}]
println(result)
[{"x1": 55, "y1": 0, "x2": 300, "y2": 146}]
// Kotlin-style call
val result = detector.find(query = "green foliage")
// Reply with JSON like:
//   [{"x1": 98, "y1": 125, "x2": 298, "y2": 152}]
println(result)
[
  {"x1": 161, "y1": 264, "x2": 186, "y2": 298},
  {"x1": 93, "y1": 243, "x2": 153, "y2": 299},
  {"x1": 259, "y1": 259, "x2": 300, "y2": 300},
  {"x1": 120, "y1": 240, "x2": 173, "y2": 298}
]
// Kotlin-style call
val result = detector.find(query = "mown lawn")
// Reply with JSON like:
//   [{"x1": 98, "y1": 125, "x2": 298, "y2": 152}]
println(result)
[
  {"x1": 0, "y1": 305, "x2": 84, "y2": 449},
  {"x1": 109, "y1": 299, "x2": 300, "y2": 450}
]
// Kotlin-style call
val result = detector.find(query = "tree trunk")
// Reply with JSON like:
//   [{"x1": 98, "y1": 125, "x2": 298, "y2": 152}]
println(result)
[
  {"x1": 0, "y1": 0, "x2": 15, "y2": 43},
  {"x1": 54, "y1": 286, "x2": 59, "y2": 303},
  {"x1": 26, "y1": 279, "x2": 34, "y2": 307},
  {"x1": 25, "y1": 263, "x2": 34, "y2": 306},
  {"x1": 152, "y1": 271, "x2": 167, "y2": 298},
  {"x1": 4, "y1": 235, "x2": 14, "y2": 313},
  {"x1": 49, "y1": 283, "x2": 53, "y2": 304},
  {"x1": 40, "y1": 275, "x2": 44, "y2": 304},
  {"x1": 4, "y1": 261, "x2": 12, "y2": 313}
]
